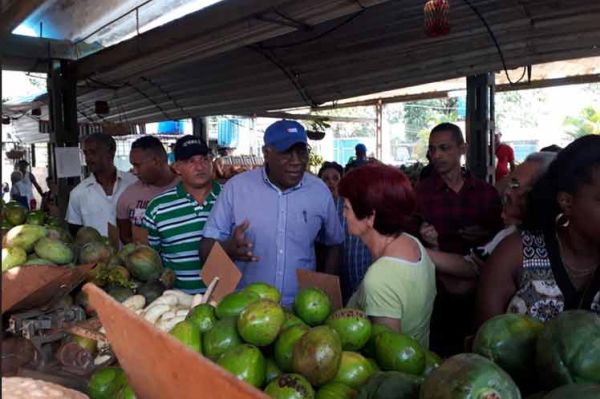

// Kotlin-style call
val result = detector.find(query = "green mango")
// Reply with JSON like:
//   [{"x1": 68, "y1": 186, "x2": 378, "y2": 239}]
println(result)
[
  {"x1": 274, "y1": 324, "x2": 309, "y2": 372},
  {"x1": 4, "y1": 224, "x2": 47, "y2": 252},
  {"x1": 169, "y1": 320, "x2": 202, "y2": 353},
  {"x1": 326, "y1": 308, "x2": 372, "y2": 351},
  {"x1": 244, "y1": 282, "x2": 281, "y2": 303},
  {"x1": 2, "y1": 247, "x2": 27, "y2": 271},
  {"x1": 292, "y1": 326, "x2": 342, "y2": 387},
  {"x1": 87, "y1": 367, "x2": 127, "y2": 399},
  {"x1": 215, "y1": 290, "x2": 260, "y2": 319},
  {"x1": 375, "y1": 331, "x2": 425, "y2": 375},
  {"x1": 264, "y1": 373, "x2": 315, "y2": 399},
  {"x1": 186, "y1": 303, "x2": 217, "y2": 333},
  {"x1": 202, "y1": 317, "x2": 242, "y2": 361},
  {"x1": 34, "y1": 237, "x2": 74, "y2": 264},
  {"x1": 293, "y1": 288, "x2": 331, "y2": 326},
  {"x1": 217, "y1": 344, "x2": 266, "y2": 388},
  {"x1": 332, "y1": 351, "x2": 376, "y2": 390},
  {"x1": 237, "y1": 299, "x2": 285, "y2": 346},
  {"x1": 317, "y1": 382, "x2": 357, "y2": 399},
  {"x1": 265, "y1": 358, "x2": 282, "y2": 385}
]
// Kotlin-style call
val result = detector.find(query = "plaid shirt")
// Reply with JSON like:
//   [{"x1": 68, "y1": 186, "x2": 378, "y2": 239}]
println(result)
[
  {"x1": 415, "y1": 172, "x2": 502, "y2": 255},
  {"x1": 335, "y1": 197, "x2": 372, "y2": 300}
]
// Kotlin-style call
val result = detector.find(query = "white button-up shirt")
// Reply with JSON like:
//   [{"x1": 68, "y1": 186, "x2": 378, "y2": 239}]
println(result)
[{"x1": 66, "y1": 170, "x2": 137, "y2": 236}]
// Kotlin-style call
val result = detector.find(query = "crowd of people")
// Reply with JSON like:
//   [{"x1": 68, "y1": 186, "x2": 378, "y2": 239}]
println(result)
[{"x1": 20, "y1": 119, "x2": 597, "y2": 358}]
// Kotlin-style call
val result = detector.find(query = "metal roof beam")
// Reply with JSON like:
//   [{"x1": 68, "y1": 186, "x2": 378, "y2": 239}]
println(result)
[
  {"x1": 1, "y1": 34, "x2": 75, "y2": 72},
  {"x1": 245, "y1": 111, "x2": 376, "y2": 123},
  {"x1": 75, "y1": 0, "x2": 390, "y2": 82}
]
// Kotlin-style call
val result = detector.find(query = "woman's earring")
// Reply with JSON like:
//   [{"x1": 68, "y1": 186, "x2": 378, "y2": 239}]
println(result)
[{"x1": 555, "y1": 212, "x2": 570, "y2": 228}]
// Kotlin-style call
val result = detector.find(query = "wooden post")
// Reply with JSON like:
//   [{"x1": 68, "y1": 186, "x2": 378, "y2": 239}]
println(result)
[{"x1": 48, "y1": 60, "x2": 80, "y2": 217}]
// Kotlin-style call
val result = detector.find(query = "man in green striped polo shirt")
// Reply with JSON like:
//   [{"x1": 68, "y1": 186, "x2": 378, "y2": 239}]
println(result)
[{"x1": 143, "y1": 136, "x2": 221, "y2": 294}]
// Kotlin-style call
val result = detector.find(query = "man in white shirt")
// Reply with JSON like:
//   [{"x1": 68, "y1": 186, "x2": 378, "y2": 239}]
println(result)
[{"x1": 66, "y1": 133, "x2": 137, "y2": 236}]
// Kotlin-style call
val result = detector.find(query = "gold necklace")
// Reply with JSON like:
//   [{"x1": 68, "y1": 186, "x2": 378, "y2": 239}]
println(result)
[{"x1": 555, "y1": 233, "x2": 598, "y2": 277}]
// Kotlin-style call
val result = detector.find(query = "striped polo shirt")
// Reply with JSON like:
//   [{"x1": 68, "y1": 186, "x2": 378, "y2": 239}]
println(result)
[{"x1": 142, "y1": 181, "x2": 221, "y2": 294}]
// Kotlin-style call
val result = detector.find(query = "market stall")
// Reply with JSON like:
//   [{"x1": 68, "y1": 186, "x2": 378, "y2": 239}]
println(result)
[{"x1": 2, "y1": 199, "x2": 599, "y2": 399}]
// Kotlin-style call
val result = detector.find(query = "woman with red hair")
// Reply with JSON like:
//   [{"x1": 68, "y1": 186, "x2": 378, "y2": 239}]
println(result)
[{"x1": 339, "y1": 164, "x2": 437, "y2": 348}]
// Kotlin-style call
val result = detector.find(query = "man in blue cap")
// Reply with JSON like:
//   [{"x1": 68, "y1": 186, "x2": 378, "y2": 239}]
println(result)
[
  {"x1": 201, "y1": 120, "x2": 344, "y2": 306},
  {"x1": 345, "y1": 143, "x2": 369, "y2": 172}
]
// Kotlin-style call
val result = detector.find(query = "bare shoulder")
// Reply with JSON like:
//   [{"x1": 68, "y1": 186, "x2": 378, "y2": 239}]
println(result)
[{"x1": 485, "y1": 231, "x2": 523, "y2": 275}]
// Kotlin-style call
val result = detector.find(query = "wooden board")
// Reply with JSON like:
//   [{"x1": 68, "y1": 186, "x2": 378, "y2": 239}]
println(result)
[
  {"x1": 83, "y1": 283, "x2": 267, "y2": 399},
  {"x1": 200, "y1": 242, "x2": 241, "y2": 302},
  {"x1": 297, "y1": 269, "x2": 343, "y2": 311},
  {"x1": 1, "y1": 264, "x2": 96, "y2": 314}
]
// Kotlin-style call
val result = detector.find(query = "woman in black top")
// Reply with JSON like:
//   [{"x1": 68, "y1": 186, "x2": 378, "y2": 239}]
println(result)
[{"x1": 477, "y1": 135, "x2": 600, "y2": 325}]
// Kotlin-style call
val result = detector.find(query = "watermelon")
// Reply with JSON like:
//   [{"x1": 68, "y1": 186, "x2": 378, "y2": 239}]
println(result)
[
  {"x1": 357, "y1": 371, "x2": 421, "y2": 399},
  {"x1": 543, "y1": 384, "x2": 600, "y2": 399},
  {"x1": 473, "y1": 313, "x2": 543, "y2": 383},
  {"x1": 124, "y1": 245, "x2": 164, "y2": 282},
  {"x1": 137, "y1": 281, "x2": 165, "y2": 303},
  {"x1": 420, "y1": 353, "x2": 520, "y2": 399},
  {"x1": 536, "y1": 310, "x2": 600, "y2": 389}
]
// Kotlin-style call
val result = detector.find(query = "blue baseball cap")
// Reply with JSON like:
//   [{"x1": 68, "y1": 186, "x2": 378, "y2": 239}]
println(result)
[
  {"x1": 355, "y1": 143, "x2": 367, "y2": 153},
  {"x1": 264, "y1": 120, "x2": 307, "y2": 152}
]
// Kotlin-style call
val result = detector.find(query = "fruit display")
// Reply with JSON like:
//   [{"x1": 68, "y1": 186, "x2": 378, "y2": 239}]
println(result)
[
  {"x1": 119, "y1": 280, "x2": 597, "y2": 399},
  {"x1": 4, "y1": 203, "x2": 597, "y2": 399}
]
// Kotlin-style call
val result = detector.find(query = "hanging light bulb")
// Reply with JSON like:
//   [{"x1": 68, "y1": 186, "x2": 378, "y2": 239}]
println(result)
[{"x1": 424, "y1": 0, "x2": 450, "y2": 37}]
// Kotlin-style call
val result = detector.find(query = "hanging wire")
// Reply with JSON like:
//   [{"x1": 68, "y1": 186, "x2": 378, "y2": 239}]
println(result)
[
  {"x1": 140, "y1": 77, "x2": 194, "y2": 120},
  {"x1": 461, "y1": 0, "x2": 527, "y2": 85},
  {"x1": 258, "y1": 8, "x2": 366, "y2": 50}
]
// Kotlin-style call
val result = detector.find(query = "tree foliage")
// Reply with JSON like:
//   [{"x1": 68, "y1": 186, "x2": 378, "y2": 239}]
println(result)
[
  {"x1": 563, "y1": 106, "x2": 600, "y2": 139},
  {"x1": 402, "y1": 98, "x2": 459, "y2": 160}
]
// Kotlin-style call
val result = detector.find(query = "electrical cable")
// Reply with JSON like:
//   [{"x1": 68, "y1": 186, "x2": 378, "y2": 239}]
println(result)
[
  {"x1": 140, "y1": 77, "x2": 194, "y2": 120},
  {"x1": 461, "y1": 0, "x2": 527, "y2": 85},
  {"x1": 250, "y1": 45, "x2": 317, "y2": 107},
  {"x1": 86, "y1": 77, "x2": 174, "y2": 121},
  {"x1": 258, "y1": 8, "x2": 366, "y2": 50}
]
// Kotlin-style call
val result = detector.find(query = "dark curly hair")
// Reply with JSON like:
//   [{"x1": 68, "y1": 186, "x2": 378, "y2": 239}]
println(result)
[
  {"x1": 523, "y1": 135, "x2": 600, "y2": 231},
  {"x1": 318, "y1": 161, "x2": 344, "y2": 179}
]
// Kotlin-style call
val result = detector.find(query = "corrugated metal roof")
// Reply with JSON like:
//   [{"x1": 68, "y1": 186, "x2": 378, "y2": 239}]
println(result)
[{"x1": 74, "y1": 0, "x2": 600, "y2": 124}]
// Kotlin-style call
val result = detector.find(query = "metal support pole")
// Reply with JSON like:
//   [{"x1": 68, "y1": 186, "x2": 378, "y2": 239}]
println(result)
[
  {"x1": 192, "y1": 117, "x2": 207, "y2": 142},
  {"x1": 466, "y1": 73, "x2": 495, "y2": 182},
  {"x1": 48, "y1": 60, "x2": 80, "y2": 217},
  {"x1": 375, "y1": 100, "x2": 383, "y2": 160}
]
